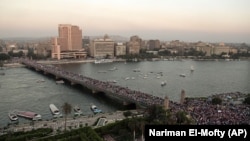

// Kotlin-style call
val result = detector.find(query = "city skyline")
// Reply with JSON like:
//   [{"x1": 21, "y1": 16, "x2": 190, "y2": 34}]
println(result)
[{"x1": 1, "y1": 0, "x2": 250, "y2": 43}]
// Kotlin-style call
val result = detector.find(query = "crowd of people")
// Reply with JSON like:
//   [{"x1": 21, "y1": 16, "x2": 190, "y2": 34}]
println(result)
[
  {"x1": 20, "y1": 59, "x2": 250, "y2": 125},
  {"x1": 21, "y1": 59, "x2": 164, "y2": 107},
  {"x1": 184, "y1": 92, "x2": 249, "y2": 125}
]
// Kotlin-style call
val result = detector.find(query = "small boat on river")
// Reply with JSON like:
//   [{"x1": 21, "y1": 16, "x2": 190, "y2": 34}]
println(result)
[
  {"x1": 74, "y1": 105, "x2": 83, "y2": 115},
  {"x1": 8, "y1": 111, "x2": 18, "y2": 121},
  {"x1": 179, "y1": 74, "x2": 186, "y2": 77},
  {"x1": 161, "y1": 81, "x2": 167, "y2": 86},
  {"x1": 49, "y1": 104, "x2": 60, "y2": 115},
  {"x1": 56, "y1": 80, "x2": 64, "y2": 84},
  {"x1": 15, "y1": 110, "x2": 42, "y2": 121},
  {"x1": 90, "y1": 104, "x2": 102, "y2": 114}
]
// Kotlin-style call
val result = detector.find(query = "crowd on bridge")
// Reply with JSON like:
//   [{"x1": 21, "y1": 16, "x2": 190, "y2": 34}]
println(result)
[
  {"x1": 19, "y1": 59, "x2": 250, "y2": 125},
  {"x1": 20, "y1": 59, "x2": 164, "y2": 107}
]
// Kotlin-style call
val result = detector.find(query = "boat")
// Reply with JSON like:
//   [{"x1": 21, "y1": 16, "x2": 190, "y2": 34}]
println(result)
[
  {"x1": 56, "y1": 80, "x2": 64, "y2": 84},
  {"x1": 161, "y1": 81, "x2": 167, "y2": 86},
  {"x1": 94, "y1": 59, "x2": 113, "y2": 64},
  {"x1": 180, "y1": 74, "x2": 186, "y2": 77},
  {"x1": 49, "y1": 104, "x2": 60, "y2": 115},
  {"x1": 90, "y1": 104, "x2": 102, "y2": 114},
  {"x1": 109, "y1": 67, "x2": 118, "y2": 71},
  {"x1": 190, "y1": 66, "x2": 194, "y2": 72},
  {"x1": 36, "y1": 79, "x2": 45, "y2": 83},
  {"x1": 74, "y1": 105, "x2": 83, "y2": 115},
  {"x1": 15, "y1": 110, "x2": 42, "y2": 121},
  {"x1": 98, "y1": 70, "x2": 107, "y2": 73},
  {"x1": 125, "y1": 77, "x2": 130, "y2": 80},
  {"x1": 133, "y1": 68, "x2": 141, "y2": 72},
  {"x1": 8, "y1": 111, "x2": 18, "y2": 121},
  {"x1": 107, "y1": 80, "x2": 117, "y2": 83}
]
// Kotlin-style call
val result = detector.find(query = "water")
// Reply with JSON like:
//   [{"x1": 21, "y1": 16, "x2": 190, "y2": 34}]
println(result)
[{"x1": 0, "y1": 60, "x2": 249, "y2": 127}]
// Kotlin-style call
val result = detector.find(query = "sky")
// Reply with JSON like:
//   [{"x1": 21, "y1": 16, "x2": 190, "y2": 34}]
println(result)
[{"x1": 1, "y1": 0, "x2": 250, "y2": 43}]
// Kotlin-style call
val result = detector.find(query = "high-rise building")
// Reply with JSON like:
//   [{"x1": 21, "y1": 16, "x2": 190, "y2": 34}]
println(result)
[
  {"x1": 148, "y1": 40, "x2": 160, "y2": 50},
  {"x1": 127, "y1": 35, "x2": 141, "y2": 54},
  {"x1": 58, "y1": 24, "x2": 82, "y2": 51},
  {"x1": 51, "y1": 24, "x2": 86, "y2": 60}
]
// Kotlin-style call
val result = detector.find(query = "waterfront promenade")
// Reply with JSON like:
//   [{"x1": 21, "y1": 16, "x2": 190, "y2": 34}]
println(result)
[
  {"x1": 1, "y1": 92, "x2": 249, "y2": 136},
  {"x1": 1, "y1": 110, "x2": 126, "y2": 135}
]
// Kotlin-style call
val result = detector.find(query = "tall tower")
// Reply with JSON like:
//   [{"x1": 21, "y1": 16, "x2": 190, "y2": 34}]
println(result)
[
  {"x1": 58, "y1": 24, "x2": 82, "y2": 51},
  {"x1": 163, "y1": 96, "x2": 169, "y2": 110},
  {"x1": 180, "y1": 89, "x2": 186, "y2": 104}
]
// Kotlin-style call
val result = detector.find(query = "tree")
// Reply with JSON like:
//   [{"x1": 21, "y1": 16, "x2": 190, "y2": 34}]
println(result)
[
  {"x1": 0, "y1": 61, "x2": 3, "y2": 69},
  {"x1": 145, "y1": 105, "x2": 167, "y2": 124},
  {"x1": 212, "y1": 97, "x2": 222, "y2": 105},
  {"x1": 243, "y1": 94, "x2": 250, "y2": 105},
  {"x1": 62, "y1": 102, "x2": 72, "y2": 132},
  {"x1": 176, "y1": 111, "x2": 193, "y2": 124},
  {"x1": 0, "y1": 53, "x2": 10, "y2": 61}
]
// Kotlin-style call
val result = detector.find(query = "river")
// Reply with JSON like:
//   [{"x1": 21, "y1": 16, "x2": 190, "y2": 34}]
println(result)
[{"x1": 0, "y1": 59, "x2": 249, "y2": 127}]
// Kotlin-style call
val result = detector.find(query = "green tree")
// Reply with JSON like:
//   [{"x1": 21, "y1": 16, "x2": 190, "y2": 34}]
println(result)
[
  {"x1": 212, "y1": 97, "x2": 222, "y2": 105},
  {"x1": 176, "y1": 111, "x2": 193, "y2": 124},
  {"x1": 62, "y1": 102, "x2": 72, "y2": 132},
  {"x1": 243, "y1": 94, "x2": 250, "y2": 105},
  {"x1": 123, "y1": 111, "x2": 132, "y2": 117},
  {"x1": 146, "y1": 105, "x2": 167, "y2": 124},
  {"x1": 0, "y1": 53, "x2": 10, "y2": 61},
  {"x1": 0, "y1": 61, "x2": 3, "y2": 68}
]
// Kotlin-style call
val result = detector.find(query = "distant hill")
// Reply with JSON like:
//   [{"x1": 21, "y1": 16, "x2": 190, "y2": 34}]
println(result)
[
  {"x1": 1, "y1": 37, "x2": 51, "y2": 42},
  {"x1": 86, "y1": 35, "x2": 129, "y2": 42},
  {"x1": 2, "y1": 35, "x2": 129, "y2": 43}
]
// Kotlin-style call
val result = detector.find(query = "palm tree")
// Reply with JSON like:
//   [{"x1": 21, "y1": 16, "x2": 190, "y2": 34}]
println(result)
[{"x1": 62, "y1": 102, "x2": 72, "y2": 132}]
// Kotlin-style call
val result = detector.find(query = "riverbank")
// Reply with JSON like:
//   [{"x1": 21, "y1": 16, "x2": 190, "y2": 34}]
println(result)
[
  {"x1": 0, "y1": 110, "x2": 128, "y2": 136},
  {"x1": 2, "y1": 63, "x2": 25, "y2": 68}
]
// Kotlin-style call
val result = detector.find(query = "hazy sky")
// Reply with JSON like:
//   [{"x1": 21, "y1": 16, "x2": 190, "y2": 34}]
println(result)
[{"x1": 1, "y1": 0, "x2": 250, "y2": 43}]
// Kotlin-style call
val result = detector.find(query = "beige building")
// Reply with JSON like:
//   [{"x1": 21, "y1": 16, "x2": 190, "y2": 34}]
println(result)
[
  {"x1": 115, "y1": 43, "x2": 126, "y2": 56},
  {"x1": 51, "y1": 24, "x2": 86, "y2": 60},
  {"x1": 58, "y1": 24, "x2": 82, "y2": 51},
  {"x1": 195, "y1": 41, "x2": 213, "y2": 56},
  {"x1": 213, "y1": 43, "x2": 230, "y2": 55},
  {"x1": 89, "y1": 35, "x2": 115, "y2": 58},
  {"x1": 148, "y1": 40, "x2": 160, "y2": 50},
  {"x1": 127, "y1": 35, "x2": 141, "y2": 54}
]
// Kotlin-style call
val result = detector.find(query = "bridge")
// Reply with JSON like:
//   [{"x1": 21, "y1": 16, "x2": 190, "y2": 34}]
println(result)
[{"x1": 19, "y1": 59, "x2": 165, "y2": 108}]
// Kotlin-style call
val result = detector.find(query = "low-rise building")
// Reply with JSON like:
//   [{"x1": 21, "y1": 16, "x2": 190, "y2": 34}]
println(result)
[
  {"x1": 115, "y1": 43, "x2": 126, "y2": 56},
  {"x1": 89, "y1": 35, "x2": 115, "y2": 58}
]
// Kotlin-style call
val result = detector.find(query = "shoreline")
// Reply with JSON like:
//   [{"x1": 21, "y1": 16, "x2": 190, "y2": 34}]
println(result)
[
  {"x1": 1, "y1": 58, "x2": 249, "y2": 68},
  {"x1": 1, "y1": 110, "x2": 128, "y2": 136},
  {"x1": 1, "y1": 92, "x2": 249, "y2": 136}
]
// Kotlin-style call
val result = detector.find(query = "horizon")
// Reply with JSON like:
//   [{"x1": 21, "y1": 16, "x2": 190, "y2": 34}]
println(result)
[
  {"x1": 1, "y1": 35, "x2": 250, "y2": 44},
  {"x1": 1, "y1": 0, "x2": 250, "y2": 43}
]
